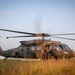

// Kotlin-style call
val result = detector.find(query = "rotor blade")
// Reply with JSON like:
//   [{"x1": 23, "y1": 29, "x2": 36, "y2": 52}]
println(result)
[
  {"x1": 34, "y1": 14, "x2": 42, "y2": 33},
  {"x1": 50, "y1": 33, "x2": 75, "y2": 35},
  {"x1": 0, "y1": 29, "x2": 36, "y2": 36},
  {"x1": 6, "y1": 35, "x2": 35, "y2": 39},
  {"x1": 50, "y1": 36, "x2": 75, "y2": 41}
]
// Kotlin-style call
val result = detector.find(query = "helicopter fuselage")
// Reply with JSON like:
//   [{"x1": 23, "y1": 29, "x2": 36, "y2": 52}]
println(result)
[{"x1": 0, "y1": 39, "x2": 75, "y2": 60}]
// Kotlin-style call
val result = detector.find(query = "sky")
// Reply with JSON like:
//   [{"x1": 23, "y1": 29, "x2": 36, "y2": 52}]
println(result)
[{"x1": 0, "y1": 0, "x2": 75, "y2": 50}]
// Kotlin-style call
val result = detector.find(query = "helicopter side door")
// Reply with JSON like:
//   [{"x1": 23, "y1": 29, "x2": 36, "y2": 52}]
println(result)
[{"x1": 51, "y1": 44, "x2": 62, "y2": 59}]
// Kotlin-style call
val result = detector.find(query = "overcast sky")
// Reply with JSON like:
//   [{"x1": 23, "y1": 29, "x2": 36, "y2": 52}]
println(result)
[{"x1": 0, "y1": 0, "x2": 75, "y2": 50}]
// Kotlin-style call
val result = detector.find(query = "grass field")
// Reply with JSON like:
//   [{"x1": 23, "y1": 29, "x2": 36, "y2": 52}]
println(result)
[{"x1": 0, "y1": 59, "x2": 75, "y2": 75}]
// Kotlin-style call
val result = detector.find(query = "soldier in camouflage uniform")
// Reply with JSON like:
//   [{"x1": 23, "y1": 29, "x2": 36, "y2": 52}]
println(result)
[{"x1": 42, "y1": 45, "x2": 50, "y2": 60}]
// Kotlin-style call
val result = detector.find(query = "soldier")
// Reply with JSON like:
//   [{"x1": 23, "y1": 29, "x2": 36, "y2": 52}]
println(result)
[{"x1": 42, "y1": 45, "x2": 50, "y2": 60}]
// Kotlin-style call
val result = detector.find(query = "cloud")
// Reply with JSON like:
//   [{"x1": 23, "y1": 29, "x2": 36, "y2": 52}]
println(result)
[{"x1": 0, "y1": 11, "x2": 15, "y2": 15}]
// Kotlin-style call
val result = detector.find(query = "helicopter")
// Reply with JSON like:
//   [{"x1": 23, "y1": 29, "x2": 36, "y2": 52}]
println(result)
[{"x1": 0, "y1": 28, "x2": 75, "y2": 60}]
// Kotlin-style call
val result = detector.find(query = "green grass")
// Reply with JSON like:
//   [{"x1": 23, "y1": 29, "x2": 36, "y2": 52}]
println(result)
[{"x1": 0, "y1": 59, "x2": 75, "y2": 75}]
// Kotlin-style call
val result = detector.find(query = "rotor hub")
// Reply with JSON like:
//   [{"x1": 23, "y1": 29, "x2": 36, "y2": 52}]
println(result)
[{"x1": 36, "y1": 33, "x2": 50, "y2": 37}]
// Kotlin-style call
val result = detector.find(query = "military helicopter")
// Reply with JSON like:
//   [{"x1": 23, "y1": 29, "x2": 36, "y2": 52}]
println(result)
[{"x1": 0, "y1": 28, "x2": 75, "y2": 60}]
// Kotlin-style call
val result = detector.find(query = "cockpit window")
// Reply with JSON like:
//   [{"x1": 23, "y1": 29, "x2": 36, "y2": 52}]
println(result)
[
  {"x1": 59, "y1": 45, "x2": 65, "y2": 50},
  {"x1": 63, "y1": 44, "x2": 70, "y2": 50},
  {"x1": 59, "y1": 44, "x2": 70, "y2": 50},
  {"x1": 54, "y1": 45, "x2": 60, "y2": 50}
]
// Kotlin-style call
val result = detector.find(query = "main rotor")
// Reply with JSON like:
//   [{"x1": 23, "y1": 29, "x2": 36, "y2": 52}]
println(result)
[{"x1": 0, "y1": 28, "x2": 75, "y2": 41}]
